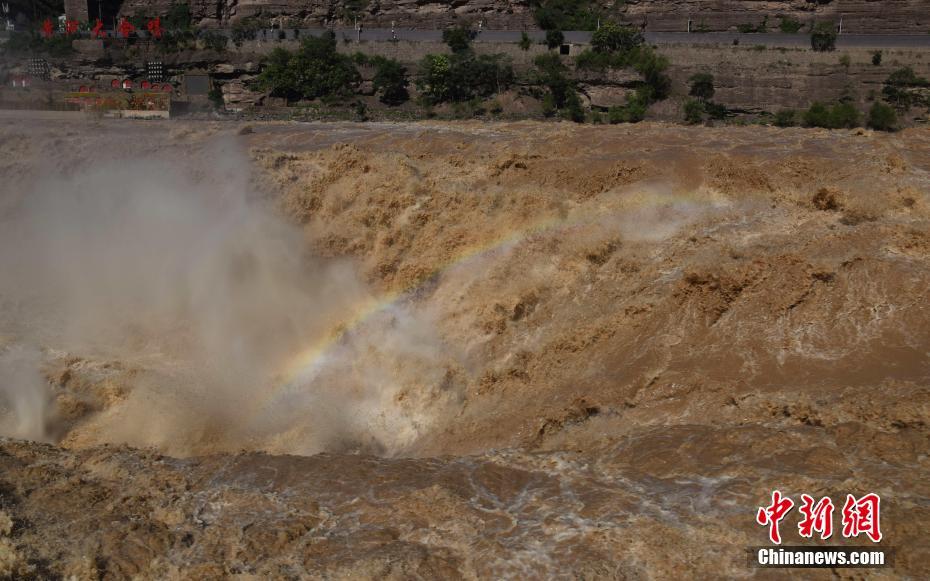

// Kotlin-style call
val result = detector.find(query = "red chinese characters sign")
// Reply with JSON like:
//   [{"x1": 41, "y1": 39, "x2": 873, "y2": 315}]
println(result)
[
  {"x1": 117, "y1": 18, "x2": 135, "y2": 39},
  {"x1": 146, "y1": 17, "x2": 163, "y2": 40},
  {"x1": 91, "y1": 19, "x2": 105, "y2": 39},
  {"x1": 757, "y1": 491, "x2": 882, "y2": 545}
]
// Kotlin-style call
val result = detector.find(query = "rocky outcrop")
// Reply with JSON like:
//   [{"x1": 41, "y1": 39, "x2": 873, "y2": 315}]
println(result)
[
  {"x1": 624, "y1": 0, "x2": 930, "y2": 34},
  {"x1": 115, "y1": 0, "x2": 930, "y2": 33},
  {"x1": 119, "y1": 0, "x2": 535, "y2": 29}
]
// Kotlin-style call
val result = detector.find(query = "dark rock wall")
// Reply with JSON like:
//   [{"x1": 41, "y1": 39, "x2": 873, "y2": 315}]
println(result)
[{"x1": 114, "y1": 1, "x2": 930, "y2": 33}]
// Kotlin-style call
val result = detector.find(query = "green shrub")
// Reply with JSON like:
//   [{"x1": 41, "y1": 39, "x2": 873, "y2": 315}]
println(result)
[
  {"x1": 533, "y1": 0, "x2": 602, "y2": 31},
  {"x1": 590, "y1": 22, "x2": 643, "y2": 54},
  {"x1": 803, "y1": 102, "x2": 831, "y2": 127},
  {"x1": 882, "y1": 67, "x2": 930, "y2": 110},
  {"x1": 737, "y1": 18, "x2": 767, "y2": 33},
  {"x1": 129, "y1": 13, "x2": 152, "y2": 31},
  {"x1": 534, "y1": 52, "x2": 586, "y2": 120},
  {"x1": 634, "y1": 48, "x2": 671, "y2": 101},
  {"x1": 231, "y1": 19, "x2": 259, "y2": 47},
  {"x1": 779, "y1": 17, "x2": 803, "y2": 33},
  {"x1": 830, "y1": 102, "x2": 860, "y2": 127},
  {"x1": 564, "y1": 89, "x2": 585, "y2": 122},
  {"x1": 159, "y1": 29, "x2": 197, "y2": 53},
  {"x1": 371, "y1": 56, "x2": 409, "y2": 105},
  {"x1": 839, "y1": 54, "x2": 851, "y2": 68},
  {"x1": 255, "y1": 33, "x2": 361, "y2": 102},
  {"x1": 417, "y1": 52, "x2": 513, "y2": 104},
  {"x1": 867, "y1": 102, "x2": 898, "y2": 131},
  {"x1": 541, "y1": 93, "x2": 557, "y2": 117},
  {"x1": 803, "y1": 101, "x2": 859, "y2": 128},
  {"x1": 200, "y1": 31, "x2": 228, "y2": 52},
  {"x1": 575, "y1": 22, "x2": 646, "y2": 70},
  {"x1": 574, "y1": 48, "x2": 620, "y2": 71},
  {"x1": 546, "y1": 29, "x2": 564, "y2": 49},
  {"x1": 208, "y1": 85, "x2": 225, "y2": 109},
  {"x1": 418, "y1": 54, "x2": 452, "y2": 102},
  {"x1": 810, "y1": 22, "x2": 837, "y2": 52},
  {"x1": 774, "y1": 109, "x2": 797, "y2": 127},
  {"x1": 165, "y1": 2, "x2": 193, "y2": 30},
  {"x1": 519, "y1": 31, "x2": 532, "y2": 51},
  {"x1": 688, "y1": 73, "x2": 714, "y2": 101},
  {"x1": 705, "y1": 101, "x2": 728, "y2": 120},
  {"x1": 871, "y1": 51, "x2": 882, "y2": 66},
  {"x1": 354, "y1": 100, "x2": 368, "y2": 121},
  {"x1": 534, "y1": 52, "x2": 574, "y2": 108},
  {"x1": 607, "y1": 86, "x2": 651, "y2": 124},
  {"x1": 442, "y1": 27, "x2": 475, "y2": 53},
  {"x1": 571, "y1": 21, "x2": 669, "y2": 121},
  {"x1": 684, "y1": 99, "x2": 704, "y2": 124}
]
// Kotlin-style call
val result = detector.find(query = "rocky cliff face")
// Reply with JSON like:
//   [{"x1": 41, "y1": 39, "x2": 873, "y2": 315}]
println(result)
[
  {"x1": 624, "y1": 0, "x2": 930, "y2": 34},
  {"x1": 116, "y1": 0, "x2": 930, "y2": 33},
  {"x1": 119, "y1": 0, "x2": 535, "y2": 29}
]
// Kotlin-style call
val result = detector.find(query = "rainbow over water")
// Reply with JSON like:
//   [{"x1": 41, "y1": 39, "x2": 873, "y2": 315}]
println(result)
[{"x1": 275, "y1": 186, "x2": 719, "y2": 390}]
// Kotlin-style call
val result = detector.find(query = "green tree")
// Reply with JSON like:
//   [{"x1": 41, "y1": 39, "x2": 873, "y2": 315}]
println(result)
[
  {"x1": 683, "y1": 99, "x2": 704, "y2": 124},
  {"x1": 590, "y1": 22, "x2": 643, "y2": 54},
  {"x1": 371, "y1": 56, "x2": 409, "y2": 105},
  {"x1": 704, "y1": 101, "x2": 728, "y2": 120},
  {"x1": 534, "y1": 52, "x2": 586, "y2": 121},
  {"x1": 533, "y1": 0, "x2": 603, "y2": 31},
  {"x1": 546, "y1": 29, "x2": 565, "y2": 49},
  {"x1": 208, "y1": 85, "x2": 225, "y2": 109},
  {"x1": 688, "y1": 73, "x2": 715, "y2": 101},
  {"x1": 830, "y1": 102, "x2": 860, "y2": 127},
  {"x1": 634, "y1": 49, "x2": 671, "y2": 101},
  {"x1": 165, "y1": 3, "x2": 192, "y2": 30},
  {"x1": 417, "y1": 53, "x2": 513, "y2": 104},
  {"x1": 417, "y1": 54, "x2": 453, "y2": 103},
  {"x1": 867, "y1": 102, "x2": 898, "y2": 131},
  {"x1": 774, "y1": 109, "x2": 796, "y2": 127},
  {"x1": 564, "y1": 89, "x2": 585, "y2": 122},
  {"x1": 256, "y1": 33, "x2": 360, "y2": 102},
  {"x1": 608, "y1": 87, "x2": 651, "y2": 124},
  {"x1": 200, "y1": 31, "x2": 228, "y2": 52},
  {"x1": 541, "y1": 93, "x2": 557, "y2": 117},
  {"x1": 882, "y1": 67, "x2": 929, "y2": 110},
  {"x1": 231, "y1": 19, "x2": 259, "y2": 47},
  {"x1": 810, "y1": 22, "x2": 837, "y2": 52},
  {"x1": 534, "y1": 53, "x2": 574, "y2": 108},
  {"x1": 779, "y1": 17, "x2": 803, "y2": 33},
  {"x1": 803, "y1": 101, "x2": 859, "y2": 128},
  {"x1": 442, "y1": 27, "x2": 474, "y2": 53}
]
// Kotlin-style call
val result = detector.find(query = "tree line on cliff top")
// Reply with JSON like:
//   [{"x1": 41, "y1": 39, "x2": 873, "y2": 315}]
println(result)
[{"x1": 251, "y1": 22, "x2": 674, "y2": 124}]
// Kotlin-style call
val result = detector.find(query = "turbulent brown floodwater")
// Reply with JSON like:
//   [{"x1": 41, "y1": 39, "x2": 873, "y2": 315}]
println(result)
[{"x1": 0, "y1": 117, "x2": 928, "y2": 578}]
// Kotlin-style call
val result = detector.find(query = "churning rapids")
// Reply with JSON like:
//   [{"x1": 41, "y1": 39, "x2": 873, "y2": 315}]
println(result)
[{"x1": 0, "y1": 118, "x2": 927, "y2": 578}]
